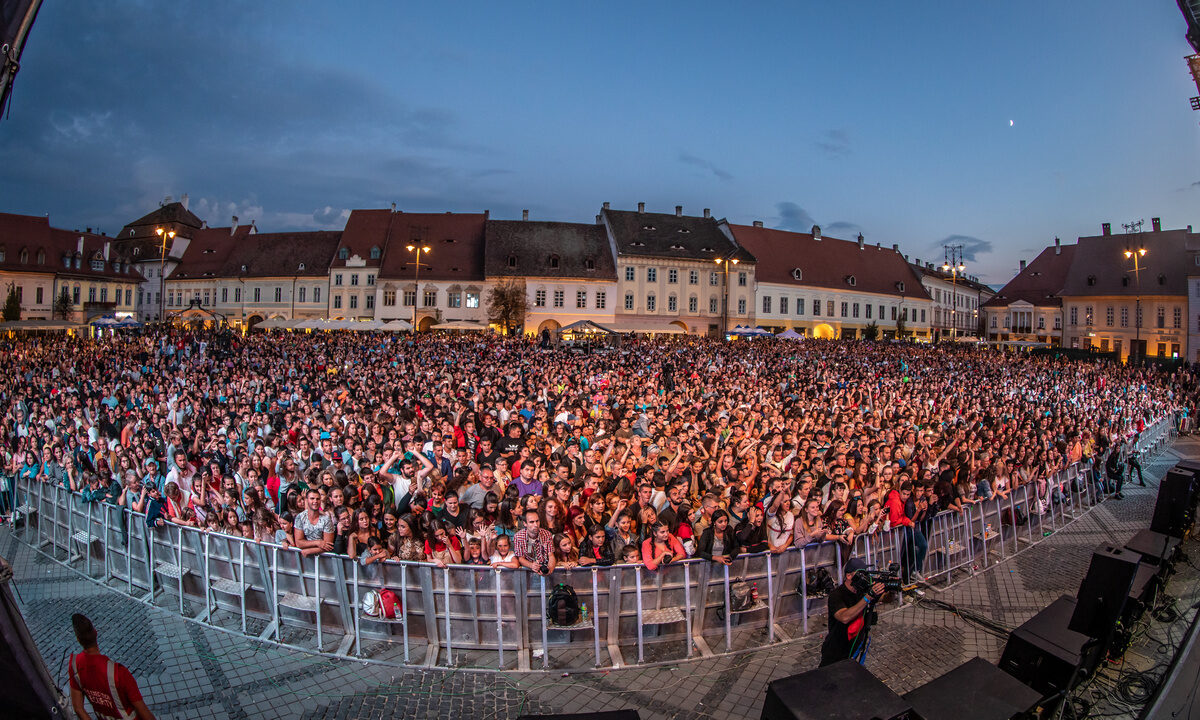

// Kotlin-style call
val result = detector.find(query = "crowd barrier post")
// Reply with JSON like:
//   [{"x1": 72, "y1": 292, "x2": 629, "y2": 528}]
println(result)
[
  {"x1": 634, "y1": 565, "x2": 645, "y2": 663},
  {"x1": 764, "y1": 553, "x2": 776, "y2": 644},
  {"x1": 84, "y1": 501, "x2": 93, "y2": 576},
  {"x1": 721, "y1": 563, "x2": 733, "y2": 652},
  {"x1": 237, "y1": 540, "x2": 248, "y2": 635},
  {"x1": 271, "y1": 546, "x2": 281, "y2": 643},
  {"x1": 592, "y1": 567, "x2": 604, "y2": 665},
  {"x1": 798, "y1": 546, "x2": 809, "y2": 635},
  {"x1": 493, "y1": 567, "x2": 504, "y2": 668},
  {"x1": 125, "y1": 507, "x2": 134, "y2": 595},
  {"x1": 443, "y1": 566, "x2": 454, "y2": 667},
  {"x1": 51, "y1": 484, "x2": 60, "y2": 557}
]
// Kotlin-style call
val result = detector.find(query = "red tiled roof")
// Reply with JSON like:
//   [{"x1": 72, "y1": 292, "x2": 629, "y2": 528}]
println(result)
[
  {"x1": 220, "y1": 231, "x2": 341, "y2": 278},
  {"x1": 725, "y1": 223, "x2": 930, "y2": 300},
  {"x1": 0, "y1": 212, "x2": 142, "y2": 281},
  {"x1": 982, "y1": 245, "x2": 1076, "y2": 308},
  {"x1": 334, "y1": 209, "x2": 392, "y2": 269},
  {"x1": 376, "y1": 211, "x2": 487, "y2": 282},
  {"x1": 168, "y1": 226, "x2": 253, "y2": 280}
]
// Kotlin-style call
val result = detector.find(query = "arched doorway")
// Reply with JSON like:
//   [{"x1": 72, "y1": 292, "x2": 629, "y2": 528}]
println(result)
[
  {"x1": 812, "y1": 323, "x2": 836, "y2": 340},
  {"x1": 670, "y1": 320, "x2": 690, "y2": 334},
  {"x1": 537, "y1": 319, "x2": 561, "y2": 335},
  {"x1": 417, "y1": 316, "x2": 436, "y2": 332},
  {"x1": 247, "y1": 315, "x2": 264, "y2": 330}
]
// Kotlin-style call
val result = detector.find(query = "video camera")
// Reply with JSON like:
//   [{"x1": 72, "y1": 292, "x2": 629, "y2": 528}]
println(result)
[{"x1": 850, "y1": 562, "x2": 903, "y2": 597}]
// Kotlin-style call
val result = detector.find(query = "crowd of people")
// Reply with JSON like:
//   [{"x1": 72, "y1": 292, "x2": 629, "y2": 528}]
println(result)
[{"x1": 0, "y1": 329, "x2": 1193, "y2": 584}]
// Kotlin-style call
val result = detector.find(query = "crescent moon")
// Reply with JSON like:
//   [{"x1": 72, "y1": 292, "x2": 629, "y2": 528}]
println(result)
[{"x1": 1009, "y1": 120, "x2": 1014, "y2": 127}]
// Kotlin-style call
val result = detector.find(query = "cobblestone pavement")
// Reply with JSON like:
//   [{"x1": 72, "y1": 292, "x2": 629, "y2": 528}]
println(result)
[{"x1": 6, "y1": 439, "x2": 1194, "y2": 719}]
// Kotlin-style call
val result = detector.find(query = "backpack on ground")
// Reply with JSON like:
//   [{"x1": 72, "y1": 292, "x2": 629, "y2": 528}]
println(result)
[
  {"x1": 800, "y1": 566, "x2": 836, "y2": 598},
  {"x1": 728, "y1": 578, "x2": 755, "y2": 612},
  {"x1": 547, "y1": 582, "x2": 580, "y2": 626},
  {"x1": 361, "y1": 588, "x2": 401, "y2": 619}
]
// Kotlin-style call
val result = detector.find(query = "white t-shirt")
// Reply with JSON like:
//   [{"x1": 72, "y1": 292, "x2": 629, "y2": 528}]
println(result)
[
  {"x1": 490, "y1": 550, "x2": 515, "y2": 565},
  {"x1": 766, "y1": 510, "x2": 795, "y2": 548}
]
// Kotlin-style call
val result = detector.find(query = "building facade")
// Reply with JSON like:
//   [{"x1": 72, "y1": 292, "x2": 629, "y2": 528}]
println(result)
[
  {"x1": 114, "y1": 198, "x2": 204, "y2": 322},
  {"x1": 982, "y1": 240, "x2": 1074, "y2": 346},
  {"x1": 909, "y1": 258, "x2": 994, "y2": 340}
]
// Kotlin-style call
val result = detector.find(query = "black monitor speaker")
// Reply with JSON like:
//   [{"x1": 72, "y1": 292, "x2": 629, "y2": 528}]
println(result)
[
  {"x1": 1068, "y1": 544, "x2": 1139, "y2": 640},
  {"x1": 903, "y1": 656, "x2": 1042, "y2": 720},
  {"x1": 999, "y1": 596, "x2": 1101, "y2": 699},
  {"x1": 761, "y1": 659, "x2": 914, "y2": 720},
  {"x1": 1124, "y1": 529, "x2": 1181, "y2": 574},
  {"x1": 518, "y1": 712, "x2": 640, "y2": 720},
  {"x1": 1151, "y1": 469, "x2": 1195, "y2": 538}
]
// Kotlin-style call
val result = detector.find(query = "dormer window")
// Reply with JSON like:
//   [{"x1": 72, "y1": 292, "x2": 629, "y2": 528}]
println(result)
[
  {"x1": 548, "y1": 254, "x2": 560, "y2": 269},
  {"x1": 846, "y1": 275, "x2": 857, "y2": 287},
  {"x1": 677, "y1": 228, "x2": 691, "y2": 234},
  {"x1": 36, "y1": 250, "x2": 45, "y2": 265},
  {"x1": 896, "y1": 281, "x2": 905, "y2": 293},
  {"x1": 1158, "y1": 273, "x2": 1167, "y2": 286},
  {"x1": 240, "y1": 264, "x2": 248, "y2": 272},
  {"x1": 203, "y1": 248, "x2": 215, "y2": 254},
  {"x1": 444, "y1": 238, "x2": 456, "y2": 244},
  {"x1": 669, "y1": 243, "x2": 686, "y2": 251},
  {"x1": 133, "y1": 247, "x2": 141, "y2": 256},
  {"x1": 19, "y1": 248, "x2": 28, "y2": 264},
  {"x1": 337, "y1": 247, "x2": 349, "y2": 260},
  {"x1": 584, "y1": 258, "x2": 595, "y2": 271},
  {"x1": 630, "y1": 241, "x2": 646, "y2": 247},
  {"x1": 1087, "y1": 275, "x2": 1097, "y2": 286},
  {"x1": 369, "y1": 246, "x2": 381, "y2": 259},
  {"x1": 791, "y1": 268, "x2": 803, "y2": 281},
  {"x1": 91, "y1": 259, "x2": 103, "y2": 271},
  {"x1": 641, "y1": 225, "x2": 656, "y2": 231},
  {"x1": 1122, "y1": 276, "x2": 1130, "y2": 287},
  {"x1": 507, "y1": 255, "x2": 517, "y2": 268},
  {"x1": 298, "y1": 262, "x2": 306, "y2": 271}
]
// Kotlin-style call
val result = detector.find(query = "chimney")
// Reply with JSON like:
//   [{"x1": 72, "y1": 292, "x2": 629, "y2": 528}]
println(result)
[
  {"x1": 637, "y1": 202, "x2": 645, "y2": 213},
  {"x1": 703, "y1": 208, "x2": 710, "y2": 218},
  {"x1": 1020, "y1": 259, "x2": 1027, "y2": 272},
  {"x1": 595, "y1": 214, "x2": 602, "y2": 224},
  {"x1": 77, "y1": 236, "x2": 84, "y2": 253},
  {"x1": 602, "y1": 201, "x2": 610, "y2": 210},
  {"x1": 522, "y1": 209, "x2": 529, "y2": 221},
  {"x1": 675, "y1": 205, "x2": 683, "y2": 217},
  {"x1": 1102, "y1": 222, "x2": 1111, "y2": 236},
  {"x1": 892, "y1": 243, "x2": 899, "y2": 252},
  {"x1": 181, "y1": 193, "x2": 189, "y2": 211},
  {"x1": 858, "y1": 233, "x2": 865, "y2": 250},
  {"x1": 1055, "y1": 236, "x2": 1061, "y2": 255},
  {"x1": 85, "y1": 227, "x2": 91, "y2": 233},
  {"x1": 231, "y1": 216, "x2": 239, "y2": 235},
  {"x1": 752, "y1": 220, "x2": 764, "y2": 228},
  {"x1": 103, "y1": 242, "x2": 110, "y2": 261},
  {"x1": 1152, "y1": 217, "x2": 1161, "y2": 232},
  {"x1": 391, "y1": 202, "x2": 396, "y2": 212},
  {"x1": 811, "y1": 225, "x2": 821, "y2": 240}
]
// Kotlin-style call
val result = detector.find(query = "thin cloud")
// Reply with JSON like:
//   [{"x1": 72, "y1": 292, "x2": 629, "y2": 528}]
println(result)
[
  {"x1": 775, "y1": 202, "x2": 816, "y2": 232},
  {"x1": 929, "y1": 234, "x2": 994, "y2": 262},
  {"x1": 815, "y1": 129, "x2": 851, "y2": 158},
  {"x1": 679, "y1": 152, "x2": 733, "y2": 181}
]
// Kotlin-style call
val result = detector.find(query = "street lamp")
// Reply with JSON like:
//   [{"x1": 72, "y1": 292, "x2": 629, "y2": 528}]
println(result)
[
  {"x1": 942, "y1": 245, "x2": 966, "y2": 340},
  {"x1": 155, "y1": 226, "x2": 175, "y2": 323},
  {"x1": 1124, "y1": 245, "x2": 1147, "y2": 359},
  {"x1": 406, "y1": 244, "x2": 431, "y2": 328},
  {"x1": 714, "y1": 255, "x2": 739, "y2": 336}
]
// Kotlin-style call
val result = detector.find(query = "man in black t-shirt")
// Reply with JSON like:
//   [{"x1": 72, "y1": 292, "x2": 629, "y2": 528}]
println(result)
[{"x1": 819, "y1": 558, "x2": 885, "y2": 667}]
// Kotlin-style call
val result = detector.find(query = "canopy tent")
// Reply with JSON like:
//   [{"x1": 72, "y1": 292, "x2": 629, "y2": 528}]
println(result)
[
  {"x1": 114, "y1": 317, "x2": 142, "y2": 328},
  {"x1": 728, "y1": 325, "x2": 773, "y2": 337},
  {"x1": 382, "y1": 319, "x2": 414, "y2": 332},
  {"x1": 350, "y1": 320, "x2": 386, "y2": 331},
  {"x1": 609, "y1": 324, "x2": 686, "y2": 335},
  {"x1": 89, "y1": 317, "x2": 119, "y2": 327},
  {"x1": 559, "y1": 320, "x2": 616, "y2": 335},
  {"x1": 0, "y1": 319, "x2": 84, "y2": 332},
  {"x1": 255, "y1": 318, "x2": 291, "y2": 329},
  {"x1": 293, "y1": 318, "x2": 322, "y2": 330},
  {"x1": 776, "y1": 328, "x2": 804, "y2": 340},
  {"x1": 430, "y1": 320, "x2": 490, "y2": 331}
]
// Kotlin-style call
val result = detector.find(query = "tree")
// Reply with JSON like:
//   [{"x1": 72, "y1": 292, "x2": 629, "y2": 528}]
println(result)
[
  {"x1": 2, "y1": 284, "x2": 20, "y2": 322},
  {"x1": 486, "y1": 279, "x2": 528, "y2": 335},
  {"x1": 54, "y1": 286, "x2": 74, "y2": 320},
  {"x1": 862, "y1": 322, "x2": 879, "y2": 341},
  {"x1": 895, "y1": 314, "x2": 907, "y2": 339}
]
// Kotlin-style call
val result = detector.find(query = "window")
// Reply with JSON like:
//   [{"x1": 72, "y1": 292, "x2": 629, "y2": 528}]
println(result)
[
  {"x1": 668, "y1": 269, "x2": 678, "y2": 284},
  {"x1": 625, "y1": 293, "x2": 635, "y2": 310},
  {"x1": 349, "y1": 295, "x2": 358, "y2": 309},
  {"x1": 313, "y1": 287, "x2": 321, "y2": 303},
  {"x1": 333, "y1": 295, "x2": 342, "y2": 309},
  {"x1": 508, "y1": 255, "x2": 518, "y2": 268},
  {"x1": 852, "y1": 303, "x2": 859, "y2": 318},
  {"x1": 689, "y1": 270, "x2": 698, "y2": 285},
  {"x1": 864, "y1": 303, "x2": 870, "y2": 319},
  {"x1": 647, "y1": 268, "x2": 657, "y2": 283},
  {"x1": 1106, "y1": 307, "x2": 1114, "y2": 326},
  {"x1": 585, "y1": 259, "x2": 595, "y2": 271},
  {"x1": 879, "y1": 305, "x2": 885, "y2": 319},
  {"x1": 1038, "y1": 317, "x2": 1045, "y2": 329},
  {"x1": 91, "y1": 259, "x2": 103, "y2": 271},
  {"x1": 235, "y1": 287, "x2": 242, "y2": 302},
  {"x1": 366, "y1": 295, "x2": 374, "y2": 309},
  {"x1": 813, "y1": 300, "x2": 821, "y2": 316},
  {"x1": 535, "y1": 290, "x2": 546, "y2": 307},
  {"x1": 738, "y1": 272, "x2": 747, "y2": 286},
  {"x1": 447, "y1": 291, "x2": 461, "y2": 308},
  {"x1": 1157, "y1": 343, "x2": 1167, "y2": 357},
  {"x1": 921, "y1": 309, "x2": 926, "y2": 322},
  {"x1": 709, "y1": 272, "x2": 718, "y2": 286},
  {"x1": 350, "y1": 274, "x2": 359, "y2": 286},
  {"x1": 625, "y1": 267, "x2": 635, "y2": 282},
  {"x1": 88, "y1": 287, "x2": 96, "y2": 303},
  {"x1": 891, "y1": 306, "x2": 897, "y2": 321},
  {"x1": 548, "y1": 254, "x2": 560, "y2": 269},
  {"x1": 73, "y1": 286, "x2": 81, "y2": 304},
  {"x1": 553, "y1": 290, "x2": 564, "y2": 308},
  {"x1": 1136, "y1": 305, "x2": 1143, "y2": 328},
  {"x1": 668, "y1": 295, "x2": 677, "y2": 312},
  {"x1": 298, "y1": 287, "x2": 306, "y2": 303},
  {"x1": 1174, "y1": 307, "x2": 1182, "y2": 329},
  {"x1": 647, "y1": 294, "x2": 656, "y2": 311},
  {"x1": 841, "y1": 302, "x2": 848, "y2": 318},
  {"x1": 1120, "y1": 307, "x2": 1128, "y2": 327},
  {"x1": 780, "y1": 297, "x2": 789, "y2": 314},
  {"x1": 338, "y1": 247, "x2": 348, "y2": 260},
  {"x1": 403, "y1": 290, "x2": 415, "y2": 307},
  {"x1": 709, "y1": 297, "x2": 718, "y2": 313},
  {"x1": 424, "y1": 290, "x2": 437, "y2": 307},
  {"x1": 737, "y1": 298, "x2": 746, "y2": 314},
  {"x1": 466, "y1": 292, "x2": 479, "y2": 308},
  {"x1": 1157, "y1": 306, "x2": 1166, "y2": 329},
  {"x1": 763, "y1": 296, "x2": 772, "y2": 314},
  {"x1": 334, "y1": 274, "x2": 343, "y2": 286},
  {"x1": 369, "y1": 246, "x2": 381, "y2": 260},
  {"x1": 274, "y1": 287, "x2": 282, "y2": 302},
  {"x1": 596, "y1": 291, "x2": 606, "y2": 309},
  {"x1": 202, "y1": 290, "x2": 209, "y2": 306},
  {"x1": 827, "y1": 300, "x2": 835, "y2": 316},
  {"x1": 1070, "y1": 307, "x2": 1078, "y2": 325},
  {"x1": 991, "y1": 316, "x2": 998, "y2": 329},
  {"x1": 576, "y1": 290, "x2": 587, "y2": 309},
  {"x1": 35, "y1": 286, "x2": 43, "y2": 304},
  {"x1": 688, "y1": 296, "x2": 698, "y2": 313},
  {"x1": 253, "y1": 287, "x2": 261, "y2": 302},
  {"x1": 222, "y1": 288, "x2": 229, "y2": 303},
  {"x1": 1054, "y1": 316, "x2": 1061, "y2": 330}
]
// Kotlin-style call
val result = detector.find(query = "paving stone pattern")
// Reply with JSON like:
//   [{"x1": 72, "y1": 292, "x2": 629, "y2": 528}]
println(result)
[{"x1": 6, "y1": 440, "x2": 1194, "y2": 719}]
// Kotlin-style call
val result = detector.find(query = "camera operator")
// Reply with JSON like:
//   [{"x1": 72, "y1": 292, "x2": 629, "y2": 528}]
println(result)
[{"x1": 819, "y1": 558, "x2": 885, "y2": 667}]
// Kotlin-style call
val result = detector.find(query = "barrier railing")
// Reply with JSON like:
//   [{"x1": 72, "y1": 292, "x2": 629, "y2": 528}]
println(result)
[{"x1": 3, "y1": 415, "x2": 1174, "y2": 671}]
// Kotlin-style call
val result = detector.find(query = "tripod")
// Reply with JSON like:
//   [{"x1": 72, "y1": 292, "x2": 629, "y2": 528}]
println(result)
[{"x1": 849, "y1": 600, "x2": 878, "y2": 665}]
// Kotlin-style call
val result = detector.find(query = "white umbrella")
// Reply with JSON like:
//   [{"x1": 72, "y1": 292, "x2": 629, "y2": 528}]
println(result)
[
  {"x1": 382, "y1": 319, "x2": 414, "y2": 332},
  {"x1": 776, "y1": 328, "x2": 804, "y2": 340}
]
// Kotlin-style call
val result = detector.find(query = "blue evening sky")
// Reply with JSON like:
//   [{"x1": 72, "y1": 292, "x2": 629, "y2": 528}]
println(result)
[{"x1": 1, "y1": 1, "x2": 1197, "y2": 284}]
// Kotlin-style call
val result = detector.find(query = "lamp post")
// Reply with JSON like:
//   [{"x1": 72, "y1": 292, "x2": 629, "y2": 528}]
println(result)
[
  {"x1": 714, "y1": 255, "x2": 739, "y2": 336},
  {"x1": 155, "y1": 226, "x2": 175, "y2": 323},
  {"x1": 406, "y1": 244, "x2": 431, "y2": 329},
  {"x1": 1124, "y1": 244, "x2": 1147, "y2": 360},
  {"x1": 942, "y1": 245, "x2": 966, "y2": 340}
]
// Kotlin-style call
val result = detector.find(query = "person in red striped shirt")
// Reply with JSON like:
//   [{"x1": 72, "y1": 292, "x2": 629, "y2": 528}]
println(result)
[{"x1": 68, "y1": 614, "x2": 155, "y2": 720}]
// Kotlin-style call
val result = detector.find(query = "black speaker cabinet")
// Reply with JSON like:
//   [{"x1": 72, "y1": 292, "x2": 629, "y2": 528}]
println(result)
[
  {"x1": 1151, "y1": 469, "x2": 1195, "y2": 538},
  {"x1": 517, "y1": 712, "x2": 640, "y2": 720},
  {"x1": 1068, "y1": 544, "x2": 1139, "y2": 640},
  {"x1": 999, "y1": 596, "x2": 1101, "y2": 699},
  {"x1": 1124, "y1": 529, "x2": 1181, "y2": 574},
  {"x1": 761, "y1": 659, "x2": 914, "y2": 720},
  {"x1": 903, "y1": 656, "x2": 1043, "y2": 720}
]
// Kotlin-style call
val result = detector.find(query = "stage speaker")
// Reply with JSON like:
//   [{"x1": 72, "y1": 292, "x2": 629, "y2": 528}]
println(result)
[
  {"x1": 999, "y1": 596, "x2": 1101, "y2": 699},
  {"x1": 517, "y1": 712, "x2": 640, "y2": 720},
  {"x1": 1068, "y1": 544, "x2": 1139, "y2": 640},
  {"x1": 1124, "y1": 529, "x2": 1181, "y2": 575},
  {"x1": 1151, "y1": 469, "x2": 1195, "y2": 538},
  {"x1": 903, "y1": 656, "x2": 1042, "y2": 720},
  {"x1": 761, "y1": 659, "x2": 914, "y2": 720}
]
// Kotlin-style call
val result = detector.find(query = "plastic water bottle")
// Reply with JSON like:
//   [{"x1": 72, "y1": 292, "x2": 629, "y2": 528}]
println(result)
[
  {"x1": 580, "y1": 603, "x2": 588, "y2": 623},
  {"x1": 751, "y1": 582, "x2": 759, "y2": 603}
]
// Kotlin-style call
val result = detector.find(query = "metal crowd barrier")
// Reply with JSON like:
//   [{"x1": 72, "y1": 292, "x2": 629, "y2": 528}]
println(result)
[{"x1": 3, "y1": 416, "x2": 1175, "y2": 671}]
